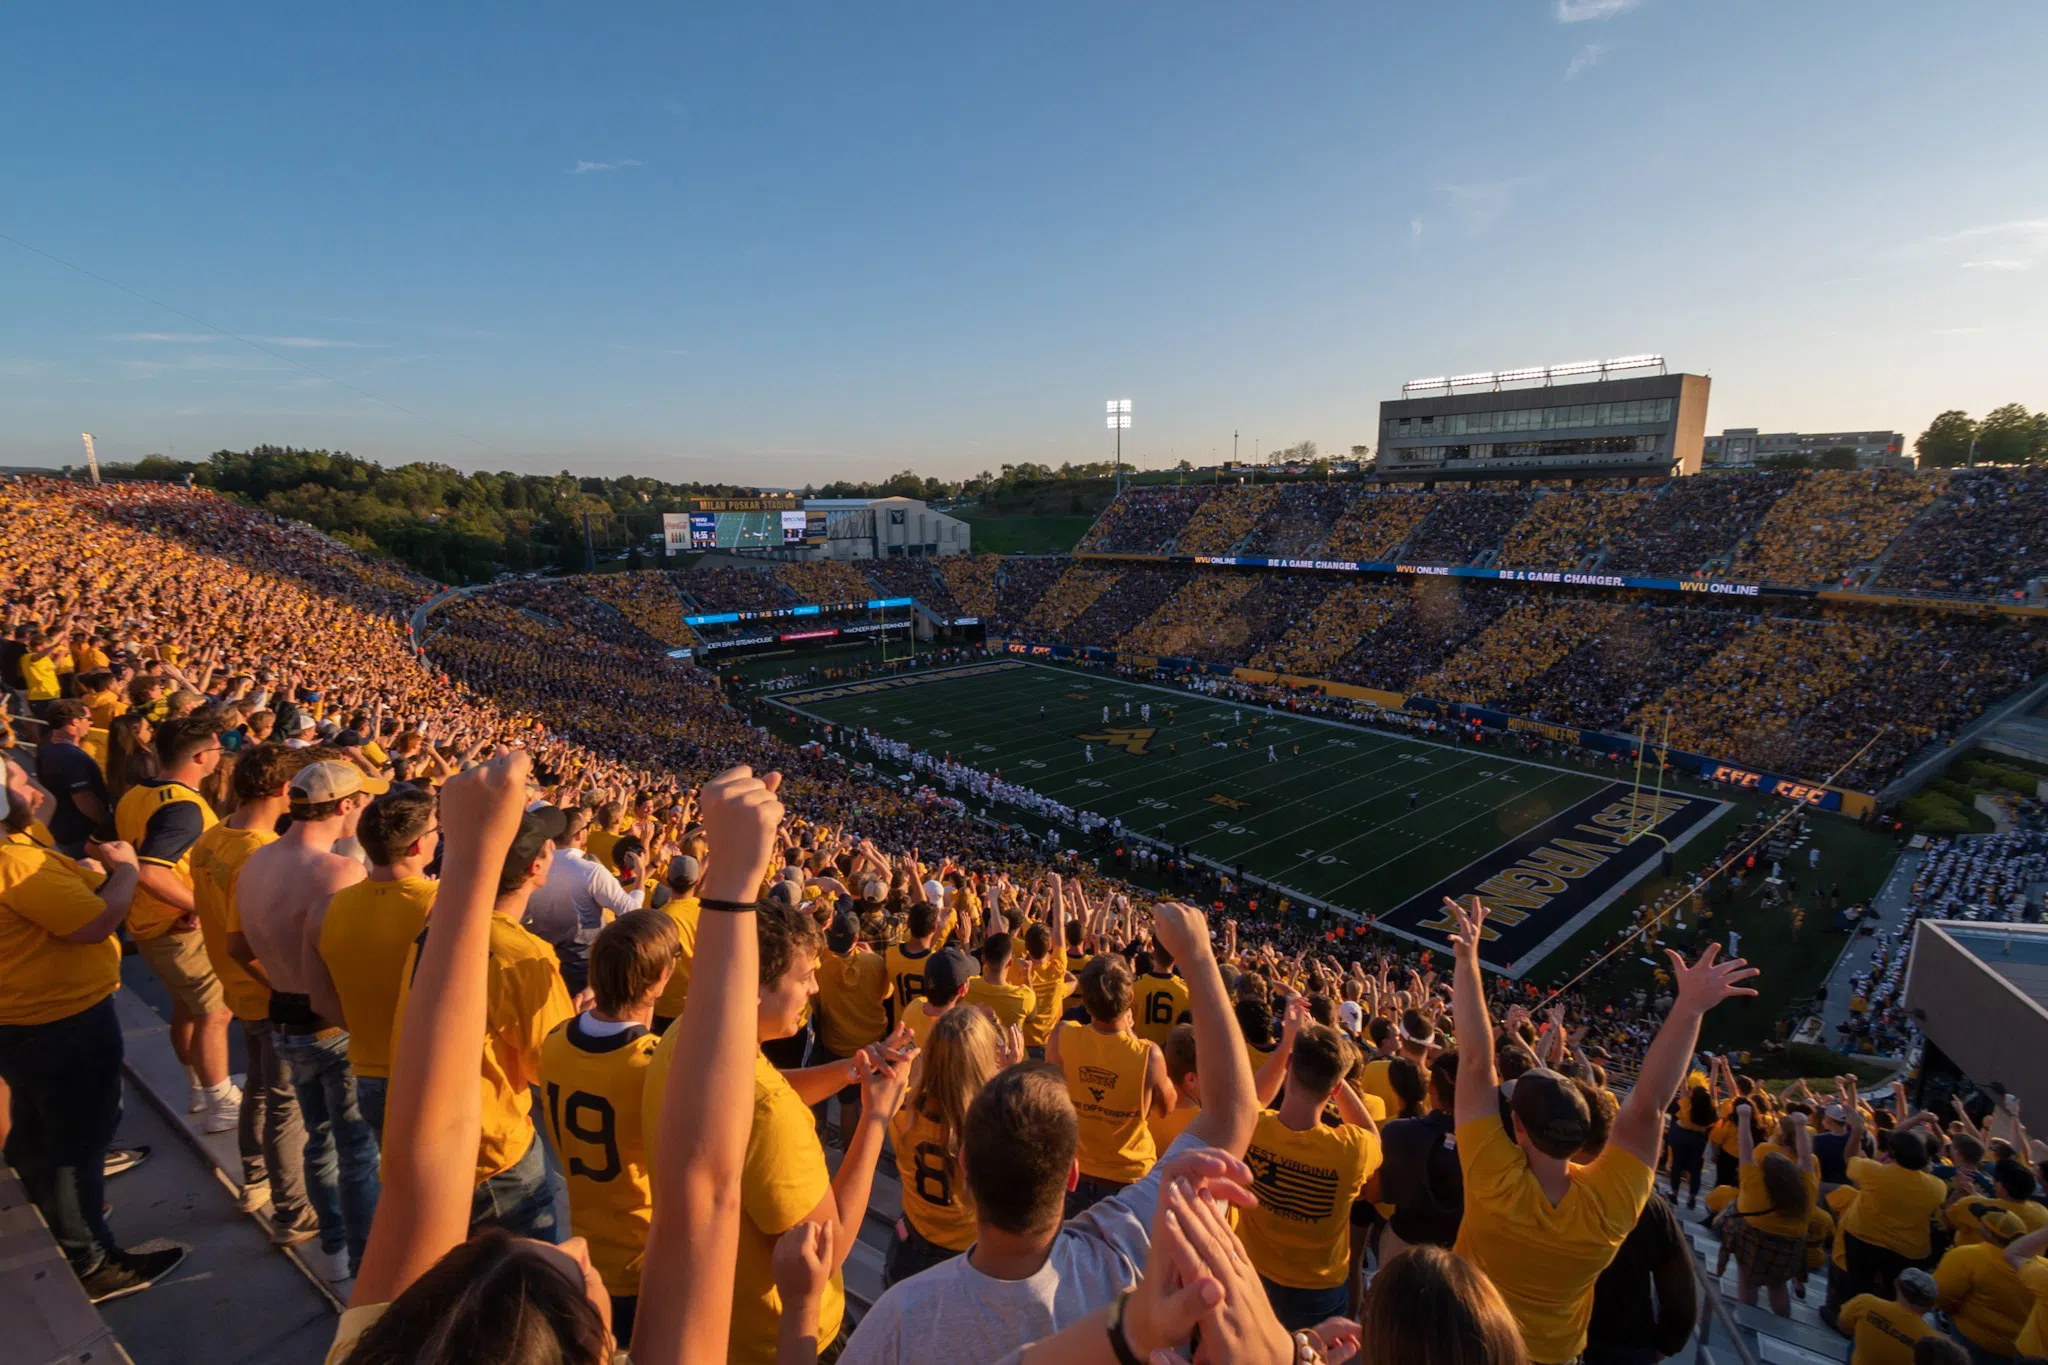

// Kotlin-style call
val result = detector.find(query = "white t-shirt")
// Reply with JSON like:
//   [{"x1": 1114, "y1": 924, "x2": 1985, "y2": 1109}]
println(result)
[{"x1": 839, "y1": 1131, "x2": 1204, "y2": 1365}]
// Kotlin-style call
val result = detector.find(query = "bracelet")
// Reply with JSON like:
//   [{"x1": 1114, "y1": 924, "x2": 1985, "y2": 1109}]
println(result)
[{"x1": 699, "y1": 898, "x2": 758, "y2": 913}]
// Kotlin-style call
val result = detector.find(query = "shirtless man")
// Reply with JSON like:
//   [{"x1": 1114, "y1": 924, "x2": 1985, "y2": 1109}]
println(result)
[{"x1": 229, "y1": 760, "x2": 383, "y2": 1281}]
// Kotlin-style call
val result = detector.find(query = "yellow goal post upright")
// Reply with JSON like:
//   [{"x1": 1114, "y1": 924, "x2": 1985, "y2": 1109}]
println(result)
[
  {"x1": 1625, "y1": 710, "x2": 1681, "y2": 932},
  {"x1": 876, "y1": 598, "x2": 915, "y2": 665}
]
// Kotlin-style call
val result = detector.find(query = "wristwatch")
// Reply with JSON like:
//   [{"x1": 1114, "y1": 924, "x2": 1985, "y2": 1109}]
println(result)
[{"x1": 1106, "y1": 1287, "x2": 1144, "y2": 1365}]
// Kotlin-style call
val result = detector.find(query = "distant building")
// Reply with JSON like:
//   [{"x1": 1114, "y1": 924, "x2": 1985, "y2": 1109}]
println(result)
[
  {"x1": 798, "y1": 496, "x2": 972, "y2": 561},
  {"x1": 1703, "y1": 429, "x2": 1909, "y2": 471},
  {"x1": 1376, "y1": 357, "x2": 1710, "y2": 484}
]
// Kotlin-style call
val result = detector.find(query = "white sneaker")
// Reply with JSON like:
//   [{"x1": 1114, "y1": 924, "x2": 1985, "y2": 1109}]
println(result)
[
  {"x1": 310, "y1": 1245, "x2": 353, "y2": 1283},
  {"x1": 188, "y1": 1085, "x2": 206, "y2": 1114},
  {"x1": 200, "y1": 1084, "x2": 244, "y2": 1134}
]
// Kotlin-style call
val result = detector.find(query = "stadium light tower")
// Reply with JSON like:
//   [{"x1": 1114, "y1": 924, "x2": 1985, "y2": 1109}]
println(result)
[{"x1": 1106, "y1": 399, "x2": 1131, "y2": 487}]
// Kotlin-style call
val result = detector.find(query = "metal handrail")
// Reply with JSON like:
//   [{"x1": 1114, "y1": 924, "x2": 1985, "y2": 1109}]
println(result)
[{"x1": 1689, "y1": 1244, "x2": 1760, "y2": 1365}]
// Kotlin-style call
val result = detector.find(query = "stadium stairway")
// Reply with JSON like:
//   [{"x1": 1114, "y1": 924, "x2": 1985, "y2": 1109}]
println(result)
[{"x1": 1671, "y1": 1197, "x2": 1851, "y2": 1365}]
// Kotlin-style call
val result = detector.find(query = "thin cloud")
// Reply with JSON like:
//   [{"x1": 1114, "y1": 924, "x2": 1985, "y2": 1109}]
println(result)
[
  {"x1": 1960, "y1": 259, "x2": 2032, "y2": 272},
  {"x1": 1565, "y1": 42, "x2": 1610, "y2": 79},
  {"x1": 255, "y1": 335, "x2": 388, "y2": 349},
  {"x1": 1410, "y1": 217, "x2": 1424, "y2": 244},
  {"x1": 569, "y1": 158, "x2": 643, "y2": 175},
  {"x1": 109, "y1": 332, "x2": 221, "y2": 343},
  {"x1": 1556, "y1": 0, "x2": 1640, "y2": 21},
  {"x1": 1931, "y1": 327, "x2": 1988, "y2": 336},
  {"x1": 1439, "y1": 179, "x2": 1529, "y2": 235}
]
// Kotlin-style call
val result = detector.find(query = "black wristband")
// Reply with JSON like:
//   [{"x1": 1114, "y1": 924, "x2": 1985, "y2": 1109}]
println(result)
[
  {"x1": 1105, "y1": 1287, "x2": 1143, "y2": 1365},
  {"x1": 699, "y1": 898, "x2": 758, "y2": 913}
]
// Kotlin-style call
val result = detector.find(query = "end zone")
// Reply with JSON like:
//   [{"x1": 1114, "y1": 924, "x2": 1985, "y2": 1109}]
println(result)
[{"x1": 1371, "y1": 784, "x2": 1729, "y2": 977}]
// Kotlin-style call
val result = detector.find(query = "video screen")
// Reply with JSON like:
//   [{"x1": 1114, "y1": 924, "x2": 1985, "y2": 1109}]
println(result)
[{"x1": 688, "y1": 509, "x2": 824, "y2": 549}]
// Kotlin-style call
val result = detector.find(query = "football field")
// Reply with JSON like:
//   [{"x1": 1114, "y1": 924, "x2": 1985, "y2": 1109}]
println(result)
[{"x1": 769, "y1": 659, "x2": 1729, "y2": 975}]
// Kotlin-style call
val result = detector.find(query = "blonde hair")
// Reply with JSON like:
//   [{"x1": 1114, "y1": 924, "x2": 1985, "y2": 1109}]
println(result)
[{"x1": 907, "y1": 1007, "x2": 1004, "y2": 1211}]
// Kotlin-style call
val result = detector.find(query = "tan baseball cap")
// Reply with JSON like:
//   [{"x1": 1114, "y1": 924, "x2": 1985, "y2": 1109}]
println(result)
[{"x1": 290, "y1": 760, "x2": 390, "y2": 802}]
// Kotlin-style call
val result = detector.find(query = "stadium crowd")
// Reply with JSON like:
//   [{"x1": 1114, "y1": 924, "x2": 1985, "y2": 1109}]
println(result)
[
  {"x1": 998, "y1": 558, "x2": 2044, "y2": 791},
  {"x1": 1879, "y1": 469, "x2": 2048, "y2": 599},
  {"x1": 12, "y1": 475, "x2": 2048, "y2": 1365}
]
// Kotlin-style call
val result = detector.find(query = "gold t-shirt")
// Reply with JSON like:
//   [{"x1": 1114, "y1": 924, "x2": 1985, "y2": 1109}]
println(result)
[{"x1": 1451, "y1": 1116, "x2": 1653, "y2": 1365}]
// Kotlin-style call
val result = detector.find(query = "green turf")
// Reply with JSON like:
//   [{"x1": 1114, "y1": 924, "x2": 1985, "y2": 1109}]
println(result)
[
  {"x1": 954, "y1": 512, "x2": 1097, "y2": 554},
  {"x1": 770, "y1": 660, "x2": 1668, "y2": 955}
]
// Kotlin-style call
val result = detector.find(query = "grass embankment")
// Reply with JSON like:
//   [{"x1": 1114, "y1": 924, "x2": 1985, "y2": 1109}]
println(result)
[{"x1": 1529, "y1": 803, "x2": 1906, "y2": 1050}]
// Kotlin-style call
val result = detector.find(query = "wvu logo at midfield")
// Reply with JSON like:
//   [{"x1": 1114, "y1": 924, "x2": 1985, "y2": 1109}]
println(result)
[
  {"x1": 1077, "y1": 726, "x2": 1154, "y2": 755},
  {"x1": 1205, "y1": 792, "x2": 1249, "y2": 811}
]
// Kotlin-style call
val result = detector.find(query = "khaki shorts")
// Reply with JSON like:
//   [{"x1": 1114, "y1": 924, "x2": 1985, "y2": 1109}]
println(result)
[{"x1": 135, "y1": 926, "x2": 226, "y2": 1017}]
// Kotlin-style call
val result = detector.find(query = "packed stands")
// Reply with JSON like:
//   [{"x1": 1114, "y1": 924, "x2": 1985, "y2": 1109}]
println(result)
[
  {"x1": 1494, "y1": 490, "x2": 1649, "y2": 569},
  {"x1": 1319, "y1": 489, "x2": 1432, "y2": 559},
  {"x1": 860, "y1": 557, "x2": 959, "y2": 617},
  {"x1": 1250, "y1": 580, "x2": 1408, "y2": 679},
  {"x1": 6, "y1": 473, "x2": 2046, "y2": 1365},
  {"x1": 1127, "y1": 570, "x2": 1334, "y2": 666},
  {"x1": 777, "y1": 557, "x2": 874, "y2": 604},
  {"x1": 1056, "y1": 564, "x2": 1195, "y2": 649},
  {"x1": 1171, "y1": 485, "x2": 1273, "y2": 556},
  {"x1": 1073, "y1": 485, "x2": 1209, "y2": 554},
  {"x1": 935, "y1": 552, "x2": 999, "y2": 618},
  {"x1": 1496, "y1": 603, "x2": 1747, "y2": 733},
  {"x1": 674, "y1": 563, "x2": 797, "y2": 612},
  {"x1": 1732, "y1": 469, "x2": 1946, "y2": 584},
  {"x1": 1017, "y1": 563, "x2": 1124, "y2": 636},
  {"x1": 1412, "y1": 599, "x2": 1626, "y2": 704},
  {"x1": 1237, "y1": 483, "x2": 1352, "y2": 557},
  {"x1": 1878, "y1": 468, "x2": 2048, "y2": 598},
  {"x1": 989, "y1": 554, "x2": 1068, "y2": 628},
  {"x1": 1399, "y1": 489, "x2": 1534, "y2": 566},
  {"x1": 1325, "y1": 577, "x2": 1518, "y2": 689},
  {"x1": 1600, "y1": 471, "x2": 1802, "y2": 574},
  {"x1": 573, "y1": 569, "x2": 696, "y2": 647}
]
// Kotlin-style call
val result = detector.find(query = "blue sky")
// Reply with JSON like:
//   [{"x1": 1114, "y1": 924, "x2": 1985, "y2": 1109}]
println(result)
[{"x1": 3, "y1": 2, "x2": 2044, "y2": 484}]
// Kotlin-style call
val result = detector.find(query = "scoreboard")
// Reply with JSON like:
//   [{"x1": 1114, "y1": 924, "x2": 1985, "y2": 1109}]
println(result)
[{"x1": 665, "y1": 498, "x2": 826, "y2": 553}]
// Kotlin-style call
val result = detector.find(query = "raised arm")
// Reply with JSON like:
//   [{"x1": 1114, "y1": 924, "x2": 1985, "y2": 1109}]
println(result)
[
  {"x1": 1443, "y1": 897, "x2": 1500, "y2": 1128},
  {"x1": 1154, "y1": 900, "x2": 1256, "y2": 1156},
  {"x1": 632, "y1": 765, "x2": 784, "y2": 1365},
  {"x1": 1614, "y1": 945, "x2": 1759, "y2": 1167},
  {"x1": 350, "y1": 749, "x2": 527, "y2": 1307}
]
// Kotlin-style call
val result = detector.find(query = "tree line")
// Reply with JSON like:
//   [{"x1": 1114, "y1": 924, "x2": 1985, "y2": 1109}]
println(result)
[
  {"x1": 92, "y1": 447, "x2": 1126, "y2": 583},
  {"x1": 1915, "y1": 404, "x2": 2048, "y2": 467}
]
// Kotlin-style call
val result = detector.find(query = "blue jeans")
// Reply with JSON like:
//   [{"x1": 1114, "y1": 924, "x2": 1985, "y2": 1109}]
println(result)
[
  {"x1": 1258, "y1": 1277, "x2": 1349, "y2": 1333},
  {"x1": 355, "y1": 1075, "x2": 387, "y2": 1142},
  {"x1": 0, "y1": 996, "x2": 123, "y2": 1275},
  {"x1": 275, "y1": 1030, "x2": 381, "y2": 1267},
  {"x1": 471, "y1": 1132, "x2": 559, "y2": 1243}
]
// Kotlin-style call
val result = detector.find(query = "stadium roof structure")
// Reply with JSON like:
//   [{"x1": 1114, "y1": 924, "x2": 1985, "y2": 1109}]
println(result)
[{"x1": 1402, "y1": 354, "x2": 1668, "y2": 396}]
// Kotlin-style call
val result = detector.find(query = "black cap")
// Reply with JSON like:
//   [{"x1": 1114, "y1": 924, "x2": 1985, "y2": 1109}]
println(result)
[
  {"x1": 1508, "y1": 1068, "x2": 1591, "y2": 1158},
  {"x1": 500, "y1": 804, "x2": 568, "y2": 894},
  {"x1": 826, "y1": 912, "x2": 859, "y2": 955},
  {"x1": 923, "y1": 948, "x2": 975, "y2": 1002}
]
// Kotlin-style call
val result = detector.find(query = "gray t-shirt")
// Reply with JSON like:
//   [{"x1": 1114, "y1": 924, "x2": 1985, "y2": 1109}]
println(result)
[{"x1": 838, "y1": 1131, "x2": 1207, "y2": 1365}]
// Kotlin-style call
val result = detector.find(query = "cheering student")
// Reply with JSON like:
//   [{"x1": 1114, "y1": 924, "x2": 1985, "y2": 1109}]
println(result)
[
  {"x1": 639, "y1": 892, "x2": 915, "y2": 1365},
  {"x1": 840, "y1": 900, "x2": 1258, "y2": 1365},
  {"x1": 1049, "y1": 953, "x2": 1174, "y2": 1216},
  {"x1": 887, "y1": 1006, "x2": 1016, "y2": 1286},
  {"x1": 1441, "y1": 894, "x2": 1759, "y2": 1365},
  {"x1": 538, "y1": 910, "x2": 679, "y2": 1347},
  {"x1": 333, "y1": 756, "x2": 780, "y2": 1365},
  {"x1": 388, "y1": 801, "x2": 575, "y2": 1242},
  {"x1": 1235, "y1": 1021, "x2": 1381, "y2": 1330},
  {"x1": 0, "y1": 753, "x2": 183, "y2": 1301},
  {"x1": 318, "y1": 787, "x2": 440, "y2": 1139},
  {"x1": 186, "y1": 743, "x2": 315, "y2": 1235}
]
